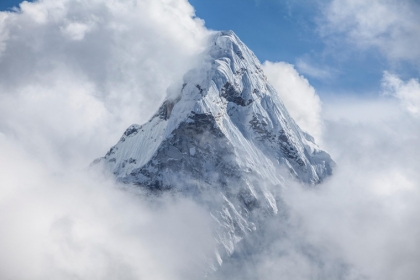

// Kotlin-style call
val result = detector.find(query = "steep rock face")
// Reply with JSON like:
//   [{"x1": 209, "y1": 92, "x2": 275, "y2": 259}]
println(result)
[{"x1": 94, "y1": 30, "x2": 334, "y2": 266}]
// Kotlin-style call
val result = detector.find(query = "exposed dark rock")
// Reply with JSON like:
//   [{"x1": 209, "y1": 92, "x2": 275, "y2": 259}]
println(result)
[{"x1": 220, "y1": 82, "x2": 252, "y2": 106}]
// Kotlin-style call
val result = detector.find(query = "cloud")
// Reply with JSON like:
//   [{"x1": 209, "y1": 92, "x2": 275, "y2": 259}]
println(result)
[
  {"x1": 283, "y1": 96, "x2": 420, "y2": 280},
  {"x1": 321, "y1": 94, "x2": 401, "y2": 124},
  {"x1": 381, "y1": 71, "x2": 420, "y2": 118},
  {"x1": 215, "y1": 95, "x2": 420, "y2": 280},
  {"x1": 0, "y1": 0, "x2": 216, "y2": 279},
  {"x1": 0, "y1": 135, "x2": 216, "y2": 280},
  {"x1": 320, "y1": 0, "x2": 420, "y2": 64},
  {"x1": 295, "y1": 57, "x2": 335, "y2": 80},
  {"x1": 0, "y1": 0, "x2": 209, "y2": 170},
  {"x1": 262, "y1": 61, "x2": 323, "y2": 141}
]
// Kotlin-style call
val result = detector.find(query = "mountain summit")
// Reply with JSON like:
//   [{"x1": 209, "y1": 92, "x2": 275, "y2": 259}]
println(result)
[{"x1": 94, "y1": 30, "x2": 334, "y2": 267}]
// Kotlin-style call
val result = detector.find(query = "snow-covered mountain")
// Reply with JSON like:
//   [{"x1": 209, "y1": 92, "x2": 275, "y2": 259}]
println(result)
[{"x1": 93, "y1": 30, "x2": 334, "y2": 269}]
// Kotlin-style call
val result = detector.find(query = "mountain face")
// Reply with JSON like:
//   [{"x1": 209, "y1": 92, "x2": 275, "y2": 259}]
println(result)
[{"x1": 94, "y1": 30, "x2": 334, "y2": 269}]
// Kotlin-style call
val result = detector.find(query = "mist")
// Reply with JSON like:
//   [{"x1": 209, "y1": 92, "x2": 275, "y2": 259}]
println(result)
[
  {"x1": 285, "y1": 96, "x2": 420, "y2": 280},
  {"x1": 0, "y1": 136, "x2": 217, "y2": 280}
]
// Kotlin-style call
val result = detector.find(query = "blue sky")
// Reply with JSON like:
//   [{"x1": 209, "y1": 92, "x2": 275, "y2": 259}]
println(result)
[
  {"x1": 2, "y1": 0, "x2": 419, "y2": 97},
  {"x1": 0, "y1": 0, "x2": 23, "y2": 10},
  {"x1": 189, "y1": 0, "x2": 420, "y2": 96}
]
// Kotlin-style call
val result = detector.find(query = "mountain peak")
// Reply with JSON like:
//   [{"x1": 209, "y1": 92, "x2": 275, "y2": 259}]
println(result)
[
  {"x1": 211, "y1": 30, "x2": 243, "y2": 50},
  {"x1": 96, "y1": 29, "x2": 333, "y2": 186},
  {"x1": 168, "y1": 29, "x2": 270, "y2": 126},
  {"x1": 211, "y1": 30, "x2": 240, "y2": 42},
  {"x1": 93, "y1": 30, "x2": 334, "y2": 267},
  {"x1": 208, "y1": 29, "x2": 261, "y2": 69}
]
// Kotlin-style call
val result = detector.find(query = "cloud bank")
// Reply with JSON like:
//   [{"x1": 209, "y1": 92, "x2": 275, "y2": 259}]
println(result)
[
  {"x1": 0, "y1": 0, "x2": 208, "y2": 170},
  {"x1": 0, "y1": 136, "x2": 216, "y2": 280},
  {"x1": 284, "y1": 96, "x2": 420, "y2": 280},
  {"x1": 0, "y1": 0, "x2": 215, "y2": 279}
]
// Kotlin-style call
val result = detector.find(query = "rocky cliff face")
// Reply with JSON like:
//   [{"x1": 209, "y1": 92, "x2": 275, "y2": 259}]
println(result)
[{"x1": 94, "y1": 30, "x2": 334, "y2": 268}]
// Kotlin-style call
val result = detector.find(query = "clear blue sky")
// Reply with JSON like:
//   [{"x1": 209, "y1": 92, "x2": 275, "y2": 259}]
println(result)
[
  {"x1": 0, "y1": 0, "x2": 23, "y2": 10},
  {"x1": 2, "y1": 0, "x2": 419, "y2": 96}
]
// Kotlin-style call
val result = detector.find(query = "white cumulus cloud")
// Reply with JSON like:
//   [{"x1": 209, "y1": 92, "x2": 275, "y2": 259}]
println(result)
[
  {"x1": 0, "y1": 0, "x2": 209, "y2": 170},
  {"x1": 262, "y1": 61, "x2": 323, "y2": 141},
  {"x1": 0, "y1": 1, "x2": 214, "y2": 279}
]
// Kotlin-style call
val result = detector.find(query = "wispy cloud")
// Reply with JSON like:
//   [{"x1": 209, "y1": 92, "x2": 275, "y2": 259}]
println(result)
[
  {"x1": 382, "y1": 71, "x2": 420, "y2": 118},
  {"x1": 319, "y1": 0, "x2": 420, "y2": 66},
  {"x1": 295, "y1": 57, "x2": 336, "y2": 80}
]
